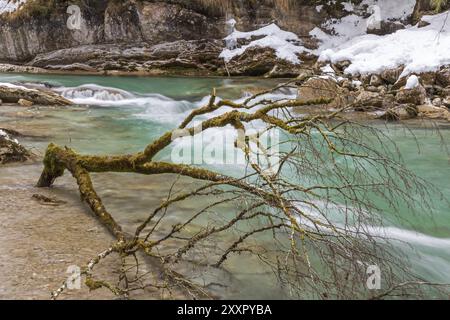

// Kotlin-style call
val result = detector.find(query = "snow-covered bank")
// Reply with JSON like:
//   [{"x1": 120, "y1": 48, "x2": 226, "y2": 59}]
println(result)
[
  {"x1": 218, "y1": 1, "x2": 450, "y2": 81},
  {"x1": 220, "y1": 23, "x2": 310, "y2": 64},
  {"x1": 319, "y1": 11, "x2": 450, "y2": 77}
]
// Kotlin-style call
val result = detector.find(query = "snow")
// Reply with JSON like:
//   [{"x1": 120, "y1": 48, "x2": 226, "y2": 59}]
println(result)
[
  {"x1": 361, "y1": 0, "x2": 415, "y2": 21},
  {"x1": 0, "y1": 129, "x2": 18, "y2": 144},
  {"x1": 342, "y1": 2, "x2": 355, "y2": 13},
  {"x1": 0, "y1": 82, "x2": 36, "y2": 91},
  {"x1": 311, "y1": 0, "x2": 416, "y2": 52},
  {"x1": 405, "y1": 75, "x2": 420, "y2": 89},
  {"x1": 220, "y1": 23, "x2": 309, "y2": 64},
  {"x1": 318, "y1": 11, "x2": 450, "y2": 77},
  {"x1": 217, "y1": 0, "x2": 450, "y2": 78},
  {"x1": 0, "y1": 0, "x2": 27, "y2": 14}
]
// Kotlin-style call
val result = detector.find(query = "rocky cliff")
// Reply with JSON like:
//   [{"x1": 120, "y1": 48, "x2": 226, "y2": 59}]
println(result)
[
  {"x1": 0, "y1": 0, "x2": 339, "y2": 76},
  {"x1": 0, "y1": 0, "x2": 447, "y2": 77}
]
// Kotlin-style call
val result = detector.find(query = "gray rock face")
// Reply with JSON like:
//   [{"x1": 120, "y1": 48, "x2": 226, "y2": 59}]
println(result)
[
  {"x1": 0, "y1": 0, "x2": 324, "y2": 62},
  {"x1": 0, "y1": 0, "x2": 330, "y2": 76},
  {"x1": 28, "y1": 40, "x2": 225, "y2": 75}
]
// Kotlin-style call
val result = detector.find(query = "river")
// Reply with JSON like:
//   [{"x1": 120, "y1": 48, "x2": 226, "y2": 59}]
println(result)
[{"x1": 0, "y1": 73, "x2": 449, "y2": 299}]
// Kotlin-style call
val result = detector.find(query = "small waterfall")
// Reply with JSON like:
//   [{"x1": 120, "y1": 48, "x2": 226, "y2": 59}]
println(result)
[{"x1": 57, "y1": 84, "x2": 134, "y2": 101}]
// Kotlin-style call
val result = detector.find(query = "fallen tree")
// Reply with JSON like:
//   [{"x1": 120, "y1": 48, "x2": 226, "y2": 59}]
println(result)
[{"x1": 37, "y1": 78, "x2": 447, "y2": 299}]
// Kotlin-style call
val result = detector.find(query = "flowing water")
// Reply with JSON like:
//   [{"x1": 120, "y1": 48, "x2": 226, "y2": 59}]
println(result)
[{"x1": 0, "y1": 73, "x2": 449, "y2": 299}]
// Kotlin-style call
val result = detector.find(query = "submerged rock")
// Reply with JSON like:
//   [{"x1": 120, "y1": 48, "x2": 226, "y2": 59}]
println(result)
[{"x1": 0, "y1": 130, "x2": 32, "y2": 164}]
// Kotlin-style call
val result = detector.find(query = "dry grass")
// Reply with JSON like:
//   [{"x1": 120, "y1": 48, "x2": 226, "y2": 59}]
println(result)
[{"x1": 195, "y1": 0, "x2": 296, "y2": 15}]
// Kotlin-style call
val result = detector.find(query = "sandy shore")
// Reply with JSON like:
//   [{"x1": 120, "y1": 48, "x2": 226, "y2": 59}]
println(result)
[{"x1": 0, "y1": 162, "x2": 120, "y2": 300}]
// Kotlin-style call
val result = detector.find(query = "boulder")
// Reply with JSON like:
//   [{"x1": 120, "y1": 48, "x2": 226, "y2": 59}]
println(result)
[
  {"x1": 380, "y1": 105, "x2": 418, "y2": 121},
  {"x1": 0, "y1": 85, "x2": 72, "y2": 106},
  {"x1": 18, "y1": 99, "x2": 33, "y2": 107},
  {"x1": 419, "y1": 72, "x2": 437, "y2": 86},
  {"x1": 436, "y1": 68, "x2": 450, "y2": 87},
  {"x1": 332, "y1": 60, "x2": 351, "y2": 72},
  {"x1": 367, "y1": 21, "x2": 405, "y2": 36},
  {"x1": 297, "y1": 77, "x2": 349, "y2": 107},
  {"x1": 369, "y1": 74, "x2": 384, "y2": 86},
  {"x1": 395, "y1": 85, "x2": 427, "y2": 105},
  {"x1": 443, "y1": 97, "x2": 450, "y2": 108},
  {"x1": 417, "y1": 104, "x2": 450, "y2": 120},
  {"x1": 354, "y1": 90, "x2": 386, "y2": 110},
  {"x1": 380, "y1": 66, "x2": 404, "y2": 85},
  {"x1": 0, "y1": 130, "x2": 32, "y2": 164}
]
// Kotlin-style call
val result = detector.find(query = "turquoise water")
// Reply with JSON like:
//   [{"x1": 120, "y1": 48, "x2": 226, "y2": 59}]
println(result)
[{"x1": 0, "y1": 73, "x2": 449, "y2": 298}]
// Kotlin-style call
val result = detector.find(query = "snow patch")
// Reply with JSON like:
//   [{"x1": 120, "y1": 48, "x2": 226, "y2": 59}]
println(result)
[
  {"x1": 0, "y1": 82, "x2": 37, "y2": 91},
  {"x1": 220, "y1": 23, "x2": 309, "y2": 64},
  {"x1": 0, "y1": 0, "x2": 27, "y2": 14},
  {"x1": 311, "y1": 0, "x2": 416, "y2": 52},
  {"x1": 405, "y1": 75, "x2": 420, "y2": 89},
  {"x1": 0, "y1": 129, "x2": 18, "y2": 144}
]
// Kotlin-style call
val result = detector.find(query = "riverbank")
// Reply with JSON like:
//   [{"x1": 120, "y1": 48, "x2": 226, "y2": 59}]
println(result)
[{"x1": 0, "y1": 162, "x2": 119, "y2": 300}]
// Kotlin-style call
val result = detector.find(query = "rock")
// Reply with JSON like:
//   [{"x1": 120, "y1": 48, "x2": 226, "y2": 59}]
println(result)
[
  {"x1": 377, "y1": 86, "x2": 387, "y2": 94},
  {"x1": 333, "y1": 60, "x2": 351, "y2": 72},
  {"x1": 354, "y1": 90, "x2": 389, "y2": 110},
  {"x1": 366, "y1": 86, "x2": 380, "y2": 93},
  {"x1": 297, "y1": 69, "x2": 314, "y2": 81},
  {"x1": 367, "y1": 21, "x2": 405, "y2": 36},
  {"x1": 417, "y1": 104, "x2": 450, "y2": 120},
  {"x1": 29, "y1": 41, "x2": 225, "y2": 76},
  {"x1": 412, "y1": 0, "x2": 450, "y2": 24},
  {"x1": 0, "y1": 130, "x2": 32, "y2": 164},
  {"x1": 18, "y1": 99, "x2": 33, "y2": 107},
  {"x1": 380, "y1": 104, "x2": 418, "y2": 121},
  {"x1": 0, "y1": 64, "x2": 47, "y2": 74},
  {"x1": 436, "y1": 68, "x2": 450, "y2": 87},
  {"x1": 417, "y1": 20, "x2": 431, "y2": 28},
  {"x1": 395, "y1": 85, "x2": 427, "y2": 105},
  {"x1": 370, "y1": 74, "x2": 384, "y2": 86},
  {"x1": 381, "y1": 66, "x2": 404, "y2": 85},
  {"x1": 425, "y1": 84, "x2": 444, "y2": 96},
  {"x1": 443, "y1": 97, "x2": 450, "y2": 108},
  {"x1": 0, "y1": 85, "x2": 72, "y2": 106},
  {"x1": 32, "y1": 194, "x2": 67, "y2": 206},
  {"x1": 432, "y1": 98, "x2": 442, "y2": 106},
  {"x1": 419, "y1": 72, "x2": 437, "y2": 86},
  {"x1": 360, "y1": 74, "x2": 372, "y2": 85},
  {"x1": 226, "y1": 47, "x2": 313, "y2": 77},
  {"x1": 297, "y1": 77, "x2": 349, "y2": 107}
]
